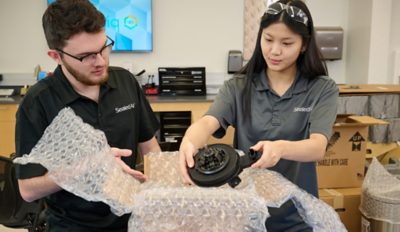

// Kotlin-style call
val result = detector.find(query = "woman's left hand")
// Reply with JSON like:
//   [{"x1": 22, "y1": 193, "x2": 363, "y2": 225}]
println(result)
[
  {"x1": 111, "y1": 147, "x2": 148, "y2": 182},
  {"x1": 250, "y1": 140, "x2": 284, "y2": 168}
]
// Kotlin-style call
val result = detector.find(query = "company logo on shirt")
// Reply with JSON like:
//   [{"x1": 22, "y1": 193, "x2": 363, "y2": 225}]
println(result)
[
  {"x1": 293, "y1": 106, "x2": 313, "y2": 112},
  {"x1": 115, "y1": 103, "x2": 135, "y2": 114}
]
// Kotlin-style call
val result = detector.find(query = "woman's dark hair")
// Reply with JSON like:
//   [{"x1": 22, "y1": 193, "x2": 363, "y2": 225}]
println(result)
[
  {"x1": 240, "y1": 0, "x2": 327, "y2": 120},
  {"x1": 42, "y1": 0, "x2": 105, "y2": 50}
]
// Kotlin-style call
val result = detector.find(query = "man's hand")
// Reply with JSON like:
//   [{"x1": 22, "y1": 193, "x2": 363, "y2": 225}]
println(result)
[{"x1": 111, "y1": 147, "x2": 147, "y2": 182}]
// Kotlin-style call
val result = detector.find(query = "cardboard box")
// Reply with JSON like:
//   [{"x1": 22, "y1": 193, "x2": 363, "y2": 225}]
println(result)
[
  {"x1": 381, "y1": 146, "x2": 400, "y2": 164},
  {"x1": 317, "y1": 115, "x2": 387, "y2": 188},
  {"x1": 319, "y1": 188, "x2": 362, "y2": 232},
  {"x1": 366, "y1": 142, "x2": 398, "y2": 162}
]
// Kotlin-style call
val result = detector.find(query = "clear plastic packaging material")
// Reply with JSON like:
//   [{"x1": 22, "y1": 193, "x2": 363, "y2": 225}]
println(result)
[
  {"x1": 13, "y1": 107, "x2": 139, "y2": 216},
  {"x1": 360, "y1": 157, "x2": 400, "y2": 224},
  {"x1": 143, "y1": 151, "x2": 184, "y2": 188},
  {"x1": 236, "y1": 168, "x2": 298, "y2": 207},
  {"x1": 132, "y1": 152, "x2": 346, "y2": 232},
  {"x1": 239, "y1": 168, "x2": 346, "y2": 232},
  {"x1": 11, "y1": 108, "x2": 345, "y2": 230},
  {"x1": 129, "y1": 187, "x2": 269, "y2": 232}
]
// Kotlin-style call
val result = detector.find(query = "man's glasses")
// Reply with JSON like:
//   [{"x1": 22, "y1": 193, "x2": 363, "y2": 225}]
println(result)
[
  {"x1": 56, "y1": 36, "x2": 114, "y2": 65},
  {"x1": 266, "y1": 2, "x2": 309, "y2": 26}
]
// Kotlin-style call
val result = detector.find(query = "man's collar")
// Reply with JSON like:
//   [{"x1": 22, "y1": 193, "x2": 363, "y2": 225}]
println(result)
[
  {"x1": 50, "y1": 65, "x2": 116, "y2": 104},
  {"x1": 50, "y1": 66, "x2": 80, "y2": 104},
  {"x1": 105, "y1": 69, "x2": 117, "y2": 89}
]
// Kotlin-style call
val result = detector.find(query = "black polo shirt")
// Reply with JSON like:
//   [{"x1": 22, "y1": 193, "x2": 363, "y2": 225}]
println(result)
[
  {"x1": 15, "y1": 65, "x2": 159, "y2": 231},
  {"x1": 207, "y1": 70, "x2": 338, "y2": 231}
]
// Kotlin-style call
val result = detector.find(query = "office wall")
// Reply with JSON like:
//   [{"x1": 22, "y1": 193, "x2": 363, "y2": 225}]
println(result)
[
  {"x1": 346, "y1": 0, "x2": 372, "y2": 84},
  {"x1": 346, "y1": 0, "x2": 398, "y2": 84},
  {"x1": 389, "y1": 0, "x2": 400, "y2": 84},
  {"x1": 0, "y1": 0, "x2": 243, "y2": 76},
  {"x1": 307, "y1": 0, "x2": 348, "y2": 84},
  {"x1": 1, "y1": 0, "x2": 396, "y2": 84},
  {"x1": 0, "y1": 1, "x2": 49, "y2": 73},
  {"x1": 367, "y1": 0, "x2": 392, "y2": 84}
]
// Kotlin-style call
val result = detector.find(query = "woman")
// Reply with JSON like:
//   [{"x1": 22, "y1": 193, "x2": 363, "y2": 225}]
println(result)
[{"x1": 179, "y1": 0, "x2": 338, "y2": 231}]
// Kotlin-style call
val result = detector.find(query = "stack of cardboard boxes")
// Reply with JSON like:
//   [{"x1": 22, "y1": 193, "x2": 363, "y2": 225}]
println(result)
[
  {"x1": 317, "y1": 115, "x2": 387, "y2": 232},
  {"x1": 337, "y1": 84, "x2": 400, "y2": 163},
  {"x1": 338, "y1": 84, "x2": 400, "y2": 143},
  {"x1": 317, "y1": 84, "x2": 400, "y2": 231}
]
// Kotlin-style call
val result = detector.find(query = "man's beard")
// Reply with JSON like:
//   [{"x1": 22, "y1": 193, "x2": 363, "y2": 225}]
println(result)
[{"x1": 64, "y1": 61, "x2": 109, "y2": 86}]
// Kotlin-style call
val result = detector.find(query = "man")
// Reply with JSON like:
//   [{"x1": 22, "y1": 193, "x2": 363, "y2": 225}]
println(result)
[{"x1": 14, "y1": 0, "x2": 161, "y2": 231}]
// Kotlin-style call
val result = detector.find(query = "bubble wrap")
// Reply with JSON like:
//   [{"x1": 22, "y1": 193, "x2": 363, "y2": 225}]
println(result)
[
  {"x1": 360, "y1": 158, "x2": 400, "y2": 224},
  {"x1": 130, "y1": 186, "x2": 268, "y2": 231},
  {"x1": 131, "y1": 152, "x2": 346, "y2": 232},
  {"x1": 13, "y1": 107, "x2": 346, "y2": 231},
  {"x1": 13, "y1": 107, "x2": 140, "y2": 216}
]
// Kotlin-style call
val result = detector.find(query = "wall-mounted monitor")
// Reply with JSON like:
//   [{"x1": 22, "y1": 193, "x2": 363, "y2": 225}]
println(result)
[{"x1": 47, "y1": 0, "x2": 153, "y2": 52}]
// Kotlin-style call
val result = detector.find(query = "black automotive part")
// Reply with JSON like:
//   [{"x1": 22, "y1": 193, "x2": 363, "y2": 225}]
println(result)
[{"x1": 188, "y1": 144, "x2": 261, "y2": 188}]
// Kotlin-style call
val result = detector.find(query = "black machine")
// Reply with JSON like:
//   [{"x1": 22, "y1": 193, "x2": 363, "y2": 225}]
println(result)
[
  {"x1": 188, "y1": 144, "x2": 261, "y2": 188},
  {"x1": 158, "y1": 67, "x2": 206, "y2": 96}
]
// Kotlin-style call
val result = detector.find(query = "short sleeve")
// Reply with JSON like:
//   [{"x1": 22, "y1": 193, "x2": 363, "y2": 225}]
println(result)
[
  {"x1": 15, "y1": 100, "x2": 48, "y2": 179},
  {"x1": 309, "y1": 78, "x2": 339, "y2": 139},
  {"x1": 206, "y1": 79, "x2": 239, "y2": 138}
]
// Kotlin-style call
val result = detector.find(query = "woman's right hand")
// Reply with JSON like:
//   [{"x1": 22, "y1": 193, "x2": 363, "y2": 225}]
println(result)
[
  {"x1": 178, "y1": 115, "x2": 221, "y2": 185},
  {"x1": 178, "y1": 139, "x2": 197, "y2": 185}
]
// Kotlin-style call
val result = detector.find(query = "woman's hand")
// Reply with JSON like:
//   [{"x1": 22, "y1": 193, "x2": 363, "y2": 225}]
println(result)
[
  {"x1": 250, "y1": 140, "x2": 285, "y2": 168},
  {"x1": 111, "y1": 147, "x2": 147, "y2": 182},
  {"x1": 178, "y1": 139, "x2": 197, "y2": 185},
  {"x1": 177, "y1": 115, "x2": 220, "y2": 185}
]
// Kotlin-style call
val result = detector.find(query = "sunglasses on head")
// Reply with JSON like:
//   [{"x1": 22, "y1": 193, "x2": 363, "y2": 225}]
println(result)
[{"x1": 266, "y1": 2, "x2": 309, "y2": 26}]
